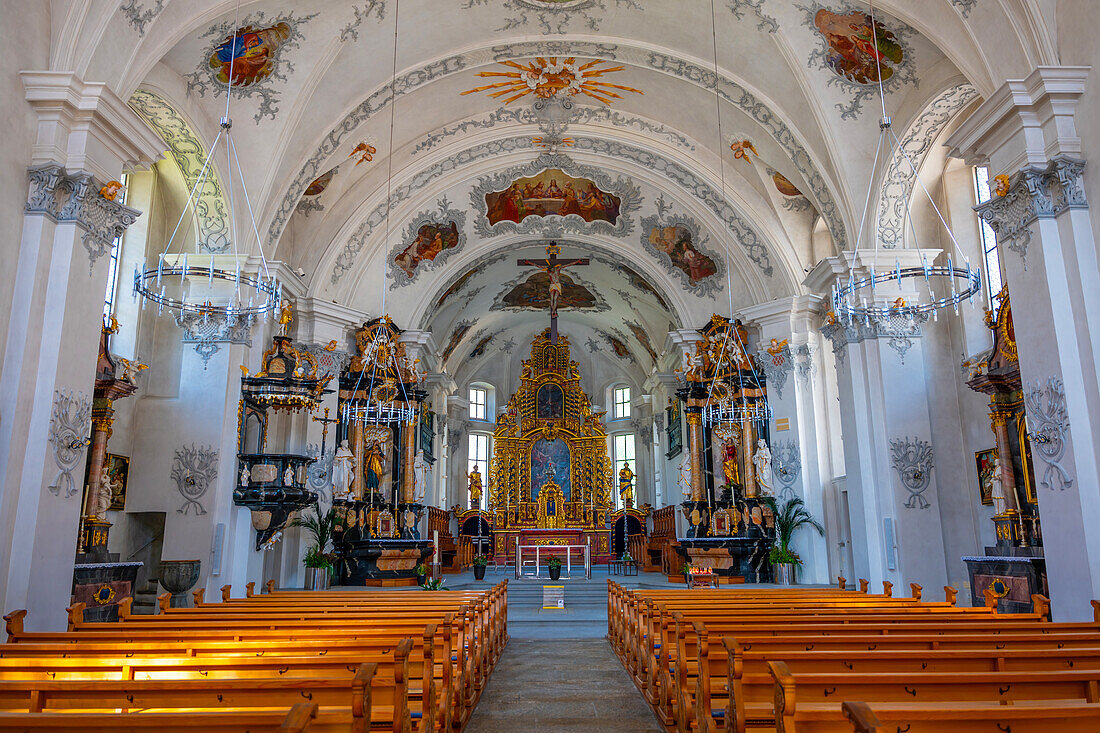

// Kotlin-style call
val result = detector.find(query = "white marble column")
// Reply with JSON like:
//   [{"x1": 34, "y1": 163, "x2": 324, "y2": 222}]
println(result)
[
  {"x1": 0, "y1": 72, "x2": 162, "y2": 630},
  {"x1": 947, "y1": 66, "x2": 1100, "y2": 620},
  {"x1": 810, "y1": 251, "x2": 951, "y2": 595}
]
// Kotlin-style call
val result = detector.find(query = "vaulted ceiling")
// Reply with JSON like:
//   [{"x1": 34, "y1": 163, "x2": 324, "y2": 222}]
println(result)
[{"x1": 50, "y1": 0, "x2": 1058, "y2": 382}]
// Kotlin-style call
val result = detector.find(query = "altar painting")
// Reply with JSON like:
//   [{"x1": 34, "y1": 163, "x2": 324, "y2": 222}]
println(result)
[
  {"x1": 536, "y1": 383, "x2": 565, "y2": 419},
  {"x1": 530, "y1": 437, "x2": 571, "y2": 501},
  {"x1": 485, "y1": 169, "x2": 621, "y2": 225},
  {"x1": 975, "y1": 448, "x2": 995, "y2": 506}
]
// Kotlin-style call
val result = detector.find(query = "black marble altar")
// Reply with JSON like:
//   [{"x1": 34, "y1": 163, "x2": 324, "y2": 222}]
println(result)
[
  {"x1": 674, "y1": 537, "x2": 774, "y2": 583},
  {"x1": 963, "y1": 548, "x2": 1047, "y2": 614}
]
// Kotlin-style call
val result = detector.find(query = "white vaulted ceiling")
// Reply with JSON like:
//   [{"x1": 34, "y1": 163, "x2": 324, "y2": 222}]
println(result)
[{"x1": 50, "y1": 0, "x2": 1058, "y2": 376}]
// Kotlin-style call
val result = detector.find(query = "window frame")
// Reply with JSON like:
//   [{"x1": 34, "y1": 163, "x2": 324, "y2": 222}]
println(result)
[
  {"x1": 612, "y1": 432, "x2": 636, "y2": 510},
  {"x1": 468, "y1": 386, "x2": 488, "y2": 421},
  {"x1": 973, "y1": 166, "x2": 1004, "y2": 306},
  {"x1": 613, "y1": 385, "x2": 632, "y2": 420},
  {"x1": 467, "y1": 432, "x2": 491, "y2": 509}
]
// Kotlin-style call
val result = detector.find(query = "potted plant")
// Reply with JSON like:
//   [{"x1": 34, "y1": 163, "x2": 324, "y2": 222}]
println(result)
[
  {"x1": 547, "y1": 555, "x2": 563, "y2": 581},
  {"x1": 290, "y1": 506, "x2": 337, "y2": 590},
  {"x1": 682, "y1": 561, "x2": 693, "y2": 585},
  {"x1": 472, "y1": 554, "x2": 488, "y2": 581},
  {"x1": 422, "y1": 577, "x2": 447, "y2": 591},
  {"x1": 414, "y1": 563, "x2": 428, "y2": 586},
  {"x1": 765, "y1": 497, "x2": 824, "y2": 585},
  {"x1": 621, "y1": 551, "x2": 633, "y2": 564}
]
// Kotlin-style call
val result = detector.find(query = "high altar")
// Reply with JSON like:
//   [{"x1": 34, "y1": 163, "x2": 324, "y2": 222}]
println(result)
[{"x1": 485, "y1": 329, "x2": 615, "y2": 562}]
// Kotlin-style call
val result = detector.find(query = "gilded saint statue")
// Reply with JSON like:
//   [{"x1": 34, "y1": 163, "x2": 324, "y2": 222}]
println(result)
[
  {"x1": 618, "y1": 461, "x2": 635, "y2": 508},
  {"x1": 277, "y1": 300, "x2": 293, "y2": 336},
  {"x1": 467, "y1": 465, "x2": 483, "y2": 509},
  {"x1": 363, "y1": 441, "x2": 385, "y2": 502}
]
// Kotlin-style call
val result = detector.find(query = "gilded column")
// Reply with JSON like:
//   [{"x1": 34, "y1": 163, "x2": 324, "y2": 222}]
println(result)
[
  {"x1": 349, "y1": 420, "x2": 364, "y2": 501},
  {"x1": 989, "y1": 403, "x2": 1021, "y2": 513},
  {"x1": 83, "y1": 400, "x2": 114, "y2": 520},
  {"x1": 402, "y1": 416, "x2": 417, "y2": 503}
]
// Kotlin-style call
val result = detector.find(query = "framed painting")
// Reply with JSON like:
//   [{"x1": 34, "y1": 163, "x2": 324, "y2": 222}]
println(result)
[
  {"x1": 418, "y1": 406, "x2": 435, "y2": 464},
  {"x1": 974, "y1": 448, "x2": 996, "y2": 506},
  {"x1": 536, "y1": 383, "x2": 565, "y2": 420},
  {"x1": 665, "y1": 398, "x2": 683, "y2": 459},
  {"x1": 104, "y1": 453, "x2": 129, "y2": 511}
]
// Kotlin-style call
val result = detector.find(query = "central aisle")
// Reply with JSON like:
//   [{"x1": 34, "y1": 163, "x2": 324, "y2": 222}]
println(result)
[{"x1": 465, "y1": 639, "x2": 662, "y2": 732}]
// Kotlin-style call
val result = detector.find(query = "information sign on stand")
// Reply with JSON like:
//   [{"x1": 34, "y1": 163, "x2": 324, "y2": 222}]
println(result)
[{"x1": 542, "y1": 585, "x2": 565, "y2": 610}]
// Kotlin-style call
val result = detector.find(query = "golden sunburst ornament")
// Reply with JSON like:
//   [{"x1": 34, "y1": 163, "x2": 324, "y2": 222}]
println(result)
[{"x1": 461, "y1": 57, "x2": 643, "y2": 105}]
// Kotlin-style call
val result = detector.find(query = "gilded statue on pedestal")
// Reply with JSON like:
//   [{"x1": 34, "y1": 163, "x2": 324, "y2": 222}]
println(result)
[
  {"x1": 618, "y1": 461, "x2": 635, "y2": 508},
  {"x1": 721, "y1": 441, "x2": 740, "y2": 487},
  {"x1": 468, "y1": 465, "x2": 483, "y2": 509},
  {"x1": 363, "y1": 441, "x2": 385, "y2": 501}
]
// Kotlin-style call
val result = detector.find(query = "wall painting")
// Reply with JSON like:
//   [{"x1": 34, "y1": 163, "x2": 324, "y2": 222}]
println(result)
[
  {"x1": 647, "y1": 224, "x2": 719, "y2": 284},
  {"x1": 536, "y1": 383, "x2": 565, "y2": 420},
  {"x1": 531, "y1": 437, "x2": 571, "y2": 501},
  {"x1": 394, "y1": 221, "x2": 461, "y2": 279},
  {"x1": 501, "y1": 272, "x2": 598, "y2": 310},
  {"x1": 812, "y1": 9, "x2": 904, "y2": 85}
]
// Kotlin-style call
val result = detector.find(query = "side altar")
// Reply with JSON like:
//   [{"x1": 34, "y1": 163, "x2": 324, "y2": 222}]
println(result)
[{"x1": 484, "y1": 329, "x2": 615, "y2": 563}]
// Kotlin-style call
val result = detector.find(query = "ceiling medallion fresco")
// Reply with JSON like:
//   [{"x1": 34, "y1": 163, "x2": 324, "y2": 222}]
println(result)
[
  {"x1": 389, "y1": 198, "x2": 467, "y2": 288},
  {"x1": 641, "y1": 198, "x2": 723, "y2": 297},
  {"x1": 185, "y1": 10, "x2": 317, "y2": 123},
  {"x1": 472, "y1": 152, "x2": 639, "y2": 239},
  {"x1": 798, "y1": 3, "x2": 916, "y2": 120},
  {"x1": 486, "y1": 169, "x2": 621, "y2": 226},
  {"x1": 460, "y1": 0, "x2": 641, "y2": 34},
  {"x1": 462, "y1": 57, "x2": 643, "y2": 105},
  {"x1": 625, "y1": 319, "x2": 658, "y2": 364}
]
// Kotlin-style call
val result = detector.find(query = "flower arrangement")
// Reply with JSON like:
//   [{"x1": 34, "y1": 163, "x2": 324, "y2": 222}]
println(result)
[
  {"x1": 621, "y1": 552, "x2": 633, "y2": 563},
  {"x1": 422, "y1": 578, "x2": 447, "y2": 591},
  {"x1": 472, "y1": 554, "x2": 489, "y2": 567},
  {"x1": 547, "y1": 556, "x2": 563, "y2": 569}
]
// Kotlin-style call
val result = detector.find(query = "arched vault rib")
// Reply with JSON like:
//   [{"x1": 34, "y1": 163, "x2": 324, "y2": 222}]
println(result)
[
  {"x1": 313, "y1": 141, "x2": 800, "y2": 306},
  {"x1": 262, "y1": 39, "x2": 848, "y2": 254}
]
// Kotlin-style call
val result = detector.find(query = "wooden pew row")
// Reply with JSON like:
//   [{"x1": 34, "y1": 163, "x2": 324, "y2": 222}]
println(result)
[
  {"x1": 0, "y1": 625, "x2": 459, "y2": 732},
  {"x1": 0, "y1": 639, "x2": 420, "y2": 733},
  {"x1": 650, "y1": 604, "x2": 1058, "y2": 730},
  {"x1": 0, "y1": 701, "x2": 353, "y2": 732},
  {"x1": 8, "y1": 606, "x2": 492, "y2": 721},
  {"x1": 767, "y1": 661, "x2": 1100, "y2": 733},
  {"x1": 0, "y1": 665, "x2": 389, "y2": 732},
  {"x1": 839, "y1": 699, "x2": 1100, "y2": 733},
  {"x1": 695, "y1": 636, "x2": 1100, "y2": 733}
]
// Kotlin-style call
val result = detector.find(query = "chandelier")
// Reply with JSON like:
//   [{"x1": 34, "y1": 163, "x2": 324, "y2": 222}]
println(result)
[
  {"x1": 340, "y1": 317, "x2": 425, "y2": 426},
  {"x1": 133, "y1": 7, "x2": 280, "y2": 325},
  {"x1": 831, "y1": 1, "x2": 982, "y2": 325}
]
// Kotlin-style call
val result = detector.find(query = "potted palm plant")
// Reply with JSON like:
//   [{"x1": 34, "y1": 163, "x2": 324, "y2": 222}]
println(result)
[
  {"x1": 472, "y1": 554, "x2": 488, "y2": 581},
  {"x1": 289, "y1": 505, "x2": 337, "y2": 591},
  {"x1": 547, "y1": 555, "x2": 563, "y2": 581},
  {"x1": 682, "y1": 561, "x2": 693, "y2": 585},
  {"x1": 414, "y1": 563, "x2": 428, "y2": 586},
  {"x1": 765, "y1": 497, "x2": 824, "y2": 585}
]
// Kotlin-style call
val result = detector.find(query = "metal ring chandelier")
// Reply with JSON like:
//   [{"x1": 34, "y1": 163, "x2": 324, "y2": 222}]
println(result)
[{"x1": 832, "y1": 259, "x2": 982, "y2": 324}]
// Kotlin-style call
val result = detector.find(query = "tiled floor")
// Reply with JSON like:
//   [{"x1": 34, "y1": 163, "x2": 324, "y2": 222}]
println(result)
[{"x1": 465, "y1": 639, "x2": 662, "y2": 733}]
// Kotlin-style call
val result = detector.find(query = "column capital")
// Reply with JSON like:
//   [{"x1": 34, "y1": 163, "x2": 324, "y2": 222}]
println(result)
[
  {"x1": 946, "y1": 65, "x2": 1090, "y2": 172},
  {"x1": 21, "y1": 71, "x2": 164, "y2": 182}
]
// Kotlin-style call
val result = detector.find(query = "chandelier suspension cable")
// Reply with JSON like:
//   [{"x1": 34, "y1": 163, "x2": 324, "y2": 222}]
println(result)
[
  {"x1": 702, "y1": 0, "x2": 771, "y2": 429},
  {"x1": 832, "y1": 0, "x2": 980, "y2": 324},
  {"x1": 135, "y1": 0, "x2": 280, "y2": 319}
]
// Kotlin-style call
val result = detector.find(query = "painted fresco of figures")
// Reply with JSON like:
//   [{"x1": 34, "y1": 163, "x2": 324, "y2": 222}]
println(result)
[
  {"x1": 501, "y1": 272, "x2": 598, "y2": 311},
  {"x1": 813, "y1": 10, "x2": 904, "y2": 85},
  {"x1": 394, "y1": 221, "x2": 460, "y2": 278},
  {"x1": 647, "y1": 225, "x2": 718, "y2": 284},
  {"x1": 486, "y1": 169, "x2": 621, "y2": 225},
  {"x1": 208, "y1": 23, "x2": 292, "y2": 87},
  {"x1": 536, "y1": 383, "x2": 564, "y2": 419}
]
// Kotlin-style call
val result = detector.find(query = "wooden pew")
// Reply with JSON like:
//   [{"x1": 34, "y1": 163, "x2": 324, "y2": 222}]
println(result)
[
  {"x1": 0, "y1": 701, "x2": 350, "y2": 731},
  {"x1": 840, "y1": 699, "x2": 1100, "y2": 733}
]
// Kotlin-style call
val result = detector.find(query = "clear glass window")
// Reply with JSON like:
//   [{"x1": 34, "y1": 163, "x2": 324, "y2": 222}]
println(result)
[
  {"x1": 613, "y1": 433, "x2": 636, "y2": 509},
  {"x1": 469, "y1": 387, "x2": 487, "y2": 421},
  {"x1": 974, "y1": 166, "x2": 1004, "y2": 306},
  {"x1": 613, "y1": 386, "x2": 631, "y2": 419},
  {"x1": 467, "y1": 433, "x2": 491, "y2": 509}
]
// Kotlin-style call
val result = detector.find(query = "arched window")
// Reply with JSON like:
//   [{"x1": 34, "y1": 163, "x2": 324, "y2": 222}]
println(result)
[
  {"x1": 973, "y1": 166, "x2": 1004, "y2": 304},
  {"x1": 468, "y1": 383, "x2": 495, "y2": 421},
  {"x1": 467, "y1": 432, "x2": 492, "y2": 510}
]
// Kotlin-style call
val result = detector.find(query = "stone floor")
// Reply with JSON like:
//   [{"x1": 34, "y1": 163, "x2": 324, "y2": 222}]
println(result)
[{"x1": 465, "y1": 639, "x2": 662, "y2": 733}]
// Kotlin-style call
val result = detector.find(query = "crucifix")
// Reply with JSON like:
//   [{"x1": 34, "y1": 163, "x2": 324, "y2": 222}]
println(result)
[
  {"x1": 517, "y1": 242, "x2": 589, "y2": 345},
  {"x1": 311, "y1": 407, "x2": 338, "y2": 456}
]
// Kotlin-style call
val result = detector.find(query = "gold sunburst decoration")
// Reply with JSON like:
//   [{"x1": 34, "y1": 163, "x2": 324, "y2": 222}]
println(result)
[{"x1": 461, "y1": 57, "x2": 643, "y2": 105}]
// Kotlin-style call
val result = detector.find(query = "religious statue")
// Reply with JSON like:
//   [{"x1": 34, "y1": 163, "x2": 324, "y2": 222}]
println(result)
[
  {"x1": 331, "y1": 440, "x2": 354, "y2": 498},
  {"x1": 752, "y1": 439, "x2": 774, "y2": 496},
  {"x1": 991, "y1": 456, "x2": 1008, "y2": 515},
  {"x1": 467, "y1": 465, "x2": 483, "y2": 509},
  {"x1": 516, "y1": 243, "x2": 589, "y2": 345},
  {"x1": 91, "y1": 473, "x2": 114, "y2": 517},
  {"x1": 277, "y1": 300, "x2": 293, "y2": 336},
  {"x1": 239, "y1": 465, "x2": 251, "y2": 487},
  {"x1": 283, "y1": 465, "x2": 295, "y2": 487},
  {"x1": 618, "y1": 461, "x2": 635, "y2": 508},
  {"x1": 363, "y1": 441, "x2": 385, "y2": 501},
  {"x1": 721, "y1": 441, "x2": 740, "y2": 487},
  {"x1": 412, "y1": 450, "x2": 429, "y2": 503}
]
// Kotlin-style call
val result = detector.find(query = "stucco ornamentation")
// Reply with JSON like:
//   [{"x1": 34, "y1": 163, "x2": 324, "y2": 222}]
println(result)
[
  {"x1": 177, "y1": 311, "x2": 254, "y2": 368},
  {"x1": 120, "y1": 0, "x2": 165, "y2": 35},
  {"x1": 172, "y1": 444, "x2": 218, "y2": 516},
  {"x1": 889, "y1": 436, "x2": 934, "y2": 509},
  {"x1": 130, "y1": 90, "x2": 230, "y2": 252},
  {"x1": 47, "y1": 389, "x2": 93, "y2": 498},
  {"x1": 772, "y1": 439, "x2": 801, "y2": 501},
  {"x1": 728, "y1": 0, "x2": 778, "y2": 33},
  {"x1": 340, "y1": 2, "x2": 387, "y2": 42},
  {"x1": 1023, "y1": 377, "x2": 1073, "y2": 492},
  {"x1": 460, "y1": 0, "x2": 641, "y2": 34},
  {"x1": 976, "y1": 156, "x2": 1088, "y2": 269},
  {"x1": 640, "y1": 207, "x2": 725, "y2": 298}
]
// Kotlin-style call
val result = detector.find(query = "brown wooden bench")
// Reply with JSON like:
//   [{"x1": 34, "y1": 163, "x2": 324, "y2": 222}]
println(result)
[
  {"x1": 839, "y1": 699, "x2": 1100, "y2": 733},
  {"x1": 0, "y1": 701, "x2": 343, "y2": 731}
]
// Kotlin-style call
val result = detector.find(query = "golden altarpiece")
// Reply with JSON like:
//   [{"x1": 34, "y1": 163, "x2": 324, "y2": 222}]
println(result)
[{"x1": 482, "y1": 329, "x2": 616, "y2": 561}]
